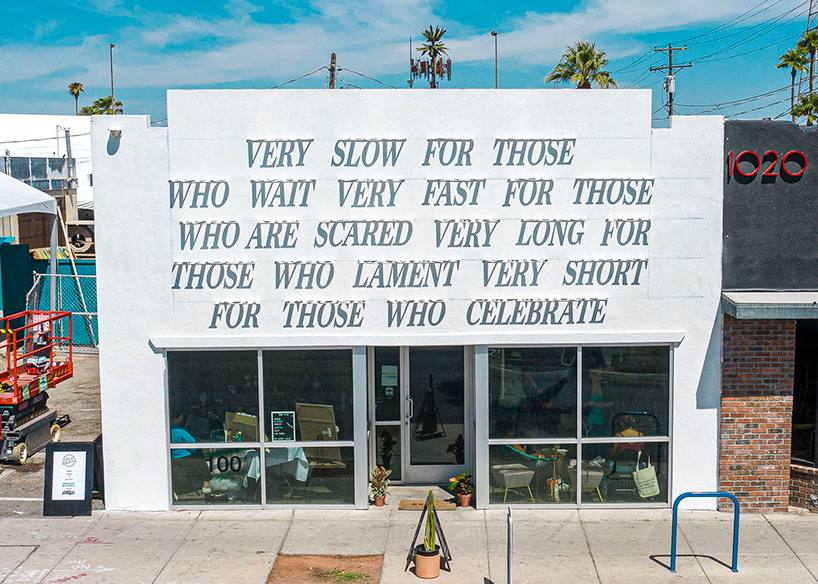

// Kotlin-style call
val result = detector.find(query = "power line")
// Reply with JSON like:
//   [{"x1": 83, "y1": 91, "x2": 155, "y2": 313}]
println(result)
[
  {"x1": 689, "y1": 2, "x2": 810, "y2": 63},
  {"x1": 339, "y1": 67, "x2": 399, "y2": 89},
  {"x1": 0, "y1": 132, "x2": 90, "y2": 145},
  {"x1": 673, "y1": 0, "x2": 780, "y2": 44},
  {"x1": 685, "y1": 0, "x2": 788, "y2": 46},
  {"x1": 724, "y1": 95, "x2": 793, "y2": 117},
  {"x1": 673, "y1": 84, "x2": 791, "y2": 108},
  {"x1": 270, "y1": 66, "x2": 328, "y2": 89}
]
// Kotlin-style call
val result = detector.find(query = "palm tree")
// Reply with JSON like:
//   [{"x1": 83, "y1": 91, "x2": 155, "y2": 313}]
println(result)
[
  {"x1": 797, "y1": 30, "x2": 818, "y2": 95},
  {"x1": 777, "y1": 49, "x2": 810, "y2": 122},
  {"x1": 545, "y1": 40, "x2": 617, "y2": 89},
  {"x1": 417, "y1": 25, "x2": 449, "y2": 89},
  {"x1": 793, "y1": 93, "x2": 818, "y2": 126},
  {"x1": 78, "y1": 96, "x2": 123, "y2": 116},
  {"x1": 68, "y1": 82, "x2": 85, "y2": 115}
]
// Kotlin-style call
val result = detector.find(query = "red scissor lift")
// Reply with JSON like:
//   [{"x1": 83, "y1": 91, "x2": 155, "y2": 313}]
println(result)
[{"x1": 0, "y1": 311, "x2": 73, "y2": 464}]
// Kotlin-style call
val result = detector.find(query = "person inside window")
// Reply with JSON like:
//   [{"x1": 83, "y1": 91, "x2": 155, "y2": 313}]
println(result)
[
  {"x1": 170, "y1": 406, "x2": 211, "y2": 498},
  {"x1": 610, "y1": 414, "x2": 644, "y2": 474}
]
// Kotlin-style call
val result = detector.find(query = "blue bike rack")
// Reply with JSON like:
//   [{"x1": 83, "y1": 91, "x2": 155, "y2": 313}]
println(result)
[{"x1": 671, "y1": 491, "x2": 740, "y2": 573}]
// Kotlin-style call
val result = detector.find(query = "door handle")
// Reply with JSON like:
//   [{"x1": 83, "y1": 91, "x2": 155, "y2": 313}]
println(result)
[{"x1": 407, "y1": 396, "x2": 414, "y2": 421}]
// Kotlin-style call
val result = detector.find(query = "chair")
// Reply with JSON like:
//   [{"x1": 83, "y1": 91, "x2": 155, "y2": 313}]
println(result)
[
  {"x1": 566, "y1": 464, "x2": 605, "y2": 502},
  {"x1": 490, "y1": 463, "x2": 535, "y2": 503}
]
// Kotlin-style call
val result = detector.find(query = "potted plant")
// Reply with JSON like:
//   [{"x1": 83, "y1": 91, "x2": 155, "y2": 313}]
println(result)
[
  {"x1": 414, "y1": 490, "x2": 441, "y2": 578},
  {"x1": 448, "y1": 471, "x2": 473, "y2": 507},
  {"x1": 370, "y1": 465, "x2": 391, "y2": 506}
]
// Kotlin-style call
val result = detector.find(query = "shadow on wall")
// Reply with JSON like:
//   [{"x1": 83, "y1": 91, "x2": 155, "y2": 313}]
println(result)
[{"x1": 696, "y1": 306, "x2": 722, "y2": 410}]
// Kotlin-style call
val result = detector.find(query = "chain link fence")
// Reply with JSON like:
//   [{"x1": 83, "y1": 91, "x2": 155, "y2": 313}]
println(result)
[{"x1": 26, "y1": 273, "x2": 98, "y2": 352}]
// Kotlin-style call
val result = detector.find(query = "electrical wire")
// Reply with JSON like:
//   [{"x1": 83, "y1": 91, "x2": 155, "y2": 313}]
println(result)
[
  {"x1": 689, "y1": 2, "x2": 809, "y2": 63},
  {"x1": 672, "y1": 0, "x2": 780, "y2": 44},
  {"x1": 674, "y1": 84, "x2": 791, "y2": 108},
  {"x1": 0, "y1": 132, "x2": 90, "y2": 144},
  {"x1": 694, "y1": 29, "x2": 806, "y2": 63},
  {"x1": 684, "y1": 0, "x2": 788, "y2": 46},
  {"x1": 339, "y1": 67, "x2": 399, "y2": 89},
  {"x1": 270, "y1": 66, "x2": 328, "y2": 89},
  {"x1": 725, "y1": 95, "x2": 793, "y2": 117}
]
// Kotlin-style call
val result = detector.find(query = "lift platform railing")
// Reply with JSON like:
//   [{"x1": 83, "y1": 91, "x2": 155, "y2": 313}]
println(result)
[
  {"x1": 671, "y1": 491, "x2": 740, "y2": 573},
  {"x1": 0, "y1": 310, "x2": 73, "y2": 406}
]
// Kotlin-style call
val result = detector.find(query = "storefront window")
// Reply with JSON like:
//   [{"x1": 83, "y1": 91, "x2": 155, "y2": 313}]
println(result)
[
  {"x1": 167, "y1": 351, "x2": 259, "y2": 443},
  {"x1": 488, "y1": 345, "x2": 671, "y2": 506},
  {"x1": 171, "y1": 446, "x2": 261, "y2": 505},
  {"x1": 581, "y1": 347, "x2": 669, "y2": 438},
  {"x1": 265, "y1": 447, "x2": 355, "y2": 505},
  {"x1": 578, "y1": 442, "x2": 668, "y2": 504},
  {"x1": 793, "y1": 321, "x2": 818, "y2": 465},
  {"x1": 489, "y1": 348, "x2": 577, "y2": 439},
  {"x1": 263, "y1": 349, "x2": 354, "y2": 442},
  {"x1": 489, "y1": 444, "x2": 577, "y2": 504}
]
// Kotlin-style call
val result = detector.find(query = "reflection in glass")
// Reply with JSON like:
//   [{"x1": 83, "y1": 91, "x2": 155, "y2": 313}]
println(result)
[
  {"x1": 171, "y1": 447, "x2": 261, "y2": 505},
  {"x1": 265, "y1": 447, "x2": 355, "y2": 504},
  {"x1": 581, "y1": 346, "x2": 669, "y2": 439},
  {"x1": 263, "y1": 350, "x2": 354, "y2": 442},
  {"x1": 489, "y1": 348, "x2": 577, "y2": 439},
  {"x1": 167, "y1": 351, "x2": 259, "y2": 443},
  {"x1": 376, "y1": 425, "x2": 402, "y2": 481},
  {"x1": 374, "y1": 347, "x2": 401, "y2": 421},
  {"x1": 489, "y1": 444, "x2": 577, "y2": 504},
  {"x1": 578, "y1": 442, "x2": 668, "y2": 504},
  {"x1": 409, "y1": 347, "x2": 464, "y2": 466}
]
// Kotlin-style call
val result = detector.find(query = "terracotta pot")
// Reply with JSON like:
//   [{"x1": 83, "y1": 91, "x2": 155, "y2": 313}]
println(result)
[
  {"x1": 414, "y1": 545, "x2": 440, "y2": 579},
  {"x1": 457, "y1": 492, "x2": 472, "y2": 508},
  {"x1": 374, "y1": 495, "x2": 386, "y2": 507}
]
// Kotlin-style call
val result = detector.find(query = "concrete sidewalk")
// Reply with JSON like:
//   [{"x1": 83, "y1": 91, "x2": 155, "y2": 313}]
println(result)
[{"x1": 1, "y1": 502, "x2": 817, "y2": 584}]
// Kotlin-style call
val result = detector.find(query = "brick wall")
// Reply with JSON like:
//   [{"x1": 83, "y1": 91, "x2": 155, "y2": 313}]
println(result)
[
  {"x1": 790, "y1": 464, "x2": 818, "y2": 511},
  {"x1": 720, "y1": 315, "x2": 795, "y2": 512}
]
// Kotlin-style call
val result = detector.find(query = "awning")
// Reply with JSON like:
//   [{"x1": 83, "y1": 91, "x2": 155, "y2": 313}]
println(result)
[
  {"x1": 0, "y1": 172, "x2": 57, "y2": 217},
  {"x1": 722, "y1": 291, "x2": 818, "y2": 319}
]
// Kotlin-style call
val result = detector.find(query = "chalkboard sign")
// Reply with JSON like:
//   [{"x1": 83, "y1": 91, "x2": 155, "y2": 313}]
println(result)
[
  {"x1": 43, "y1": 442, "x2": 94, "y2": 516},
  {"x1": 271, "y1": 411, "x2": 296, "y2": 441}
]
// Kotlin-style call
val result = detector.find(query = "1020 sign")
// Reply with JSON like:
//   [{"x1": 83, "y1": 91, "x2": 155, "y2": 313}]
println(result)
[{"x1": 727, "y1": 150, "x2": 808, "y2": 178}]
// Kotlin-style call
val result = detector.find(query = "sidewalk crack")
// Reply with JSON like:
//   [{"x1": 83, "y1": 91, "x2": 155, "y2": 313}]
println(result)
[
  {"x1": 578, "y1": 512, "x2": 602, "y2": 584},
  {"x1": 150, "y1": 510, "x2": 200, "y2": 584},
  {"x1": 678, "y1": 523, "x2": 713, "y2": 584},
  {"x1": 763, "y1": 514, "x2": 818, "y2": 582}
]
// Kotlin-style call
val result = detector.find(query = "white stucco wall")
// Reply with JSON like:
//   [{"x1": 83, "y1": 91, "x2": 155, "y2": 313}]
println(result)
[
  {"x1": 92, "y1": 90, "x2": 723, "y2": 510},
  {"x1": 0, "y1": 114, "x2": 93, "y2": 202}
]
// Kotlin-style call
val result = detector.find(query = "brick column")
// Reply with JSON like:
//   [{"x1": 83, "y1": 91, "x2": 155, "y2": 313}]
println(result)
[{"x1": 720, "y1": 315, "x2": 795, "y2": 512}]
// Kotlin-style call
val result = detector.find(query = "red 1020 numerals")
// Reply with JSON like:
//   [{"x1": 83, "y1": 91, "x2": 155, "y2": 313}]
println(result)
[{"x1": 727, "y1": 150, "x2": 808, "y2": 178}]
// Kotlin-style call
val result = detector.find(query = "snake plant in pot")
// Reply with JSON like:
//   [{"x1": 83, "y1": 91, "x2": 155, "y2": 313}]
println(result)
[{"x1": 414, "y1": 490, "x2": 441, "y2": 578}]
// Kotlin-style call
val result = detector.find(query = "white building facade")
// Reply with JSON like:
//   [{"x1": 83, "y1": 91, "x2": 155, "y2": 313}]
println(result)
[{"x1": 92, "y1": 90, "x2": 723, "y2": 511}]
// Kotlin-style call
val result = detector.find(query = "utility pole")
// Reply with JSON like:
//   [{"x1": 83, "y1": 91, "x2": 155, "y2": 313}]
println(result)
[
  {"x1": 491, "y1": 31, "x2": 498, "y2": 89},
  {"x1": 109, "y1": 43, "x2": 116, "y2": 114},
  {"x1": 328, "y1": 53, "x2": 337, "y2": 89},
  {"x1": 651, "y1": 45, "x2": 691, "y2": 117}
]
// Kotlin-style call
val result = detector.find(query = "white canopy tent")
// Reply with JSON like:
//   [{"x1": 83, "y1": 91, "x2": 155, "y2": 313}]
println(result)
[{"x1": 0, "y1": 172, "x2": 59, "y2": 310}]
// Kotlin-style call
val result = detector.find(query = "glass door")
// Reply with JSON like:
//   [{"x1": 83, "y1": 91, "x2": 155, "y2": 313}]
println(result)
[
  {"x1": 405, "y1": 346, "x2": 466, "y2": 483},
  {"x1": 371, "y1": 346, "x2": 467, "y2": 484}
]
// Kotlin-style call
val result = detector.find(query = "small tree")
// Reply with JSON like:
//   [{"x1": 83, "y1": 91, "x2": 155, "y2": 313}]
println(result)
[
  {"x1": 78, "y1": 96, "x2": 123, "y2": 116},
  {"x1": 794, "y1": 93, "x2": 818, "y2": 126},
  {"x1": 545, "y1": 40, "x2": 617, "y2": 89},
  {"x1": 68, "y1": 82, "x2": 85, "y2": 115},
  {"x1": 417, "y1": 25, "x2": 449, "y2": 89}
]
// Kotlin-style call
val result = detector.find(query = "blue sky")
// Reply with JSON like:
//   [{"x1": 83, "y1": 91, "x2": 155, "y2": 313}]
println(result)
[{"x1": 0, "y1": 0, "x2": 813, "y2": 123}]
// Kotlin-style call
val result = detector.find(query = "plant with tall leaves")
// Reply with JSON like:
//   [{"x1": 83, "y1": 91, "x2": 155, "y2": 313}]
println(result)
[
  {"x1": 78, "y1": 96, "x2": 123, "y2": 116},
  {"x1": 797, "y1": 30, "x2": 818, "y2": 95},
  {"x1": 545, "y1": 40, "x2": 617, "y2": 89},
  {"x1": 777, "y1": 49, "x2": 810, "y2": 122},
  {"x1": 794, "y1": 93, "x2": 818, "y2": 126},
  {"x1": 68, "y1": 82, "x2": 85, "y2": 115},
  {"x1": 417, "y1": 25, "x2": 449, "y2": 89}
]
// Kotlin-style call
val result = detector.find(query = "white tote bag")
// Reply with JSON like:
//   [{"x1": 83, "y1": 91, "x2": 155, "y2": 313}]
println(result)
[{"x1": 632, "y1": 452, "x2": 660, "y2": 499}]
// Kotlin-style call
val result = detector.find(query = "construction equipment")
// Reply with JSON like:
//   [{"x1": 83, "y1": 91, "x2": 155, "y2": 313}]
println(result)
[{"x1": 0, "y1": 311, "x2": 73, "y2": 464}]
